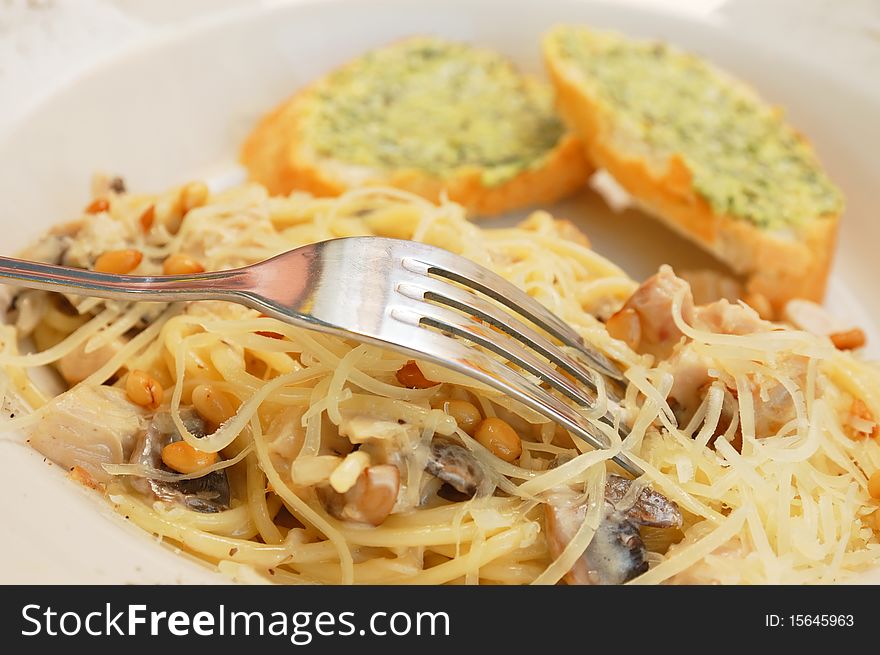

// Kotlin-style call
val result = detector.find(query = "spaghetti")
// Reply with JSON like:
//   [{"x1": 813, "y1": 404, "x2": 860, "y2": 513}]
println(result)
[{"x1": 1, "y1": 181, "x2": 878, "y2": 584}]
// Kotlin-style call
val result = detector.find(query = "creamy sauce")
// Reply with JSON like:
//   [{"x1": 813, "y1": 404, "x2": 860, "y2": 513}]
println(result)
[
  {"x1": 553, "y1": 27, "x2": 843, "y2": 230},
  {"x1": 306, "y1": 38, "x2": 566, "y2": 186}
]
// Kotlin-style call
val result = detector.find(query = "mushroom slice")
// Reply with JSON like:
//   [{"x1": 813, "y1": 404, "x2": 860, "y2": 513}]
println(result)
[
  {"x1": 544, "y1": 489, "x2": 648, "y2": 585},
  {"x1": 604, "y1": 474, "x2": 683, "y2": 528},
  {"x1": 129, "y1": 408, "x2": 230, "y2": 513},
  {"x1": 424, "y1": 437, "x2": 485, "y2": 498},
  {"x1": 584, "y1": 505, "x2": 648, "y2": 585},
  {"x1": 548, "y1": 457, "x2": 683, "y2": 529},
  {"x1": 318, "y1": 464, "x2": 400, "y2": 526}
]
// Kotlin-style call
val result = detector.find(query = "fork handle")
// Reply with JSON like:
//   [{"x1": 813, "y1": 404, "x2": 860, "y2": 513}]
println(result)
[{"x1": 0, "y1": 255, "x2": 253, "y2": 304}]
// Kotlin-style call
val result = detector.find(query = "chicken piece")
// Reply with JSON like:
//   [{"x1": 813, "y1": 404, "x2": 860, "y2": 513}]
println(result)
[
  {"x1": 608, "y1": 265, "x2": 774, "y2": 361},
  {"x1": 338, "y1": 414, "x2": 420, "y2": 472},
  {"x1": 666, "y1": 345, "x2": 716, "y2": 422},
  {"x1": 17, "y1": 219, "x2": 83, "y2": 266},
  {"x1": 694, "y1": 298, "x2": 771, "y2": 336},
  {"x1": 317, "y1": 465, "x2": 400, "y2": 526},
  {"x1": 61, "y1": 213, "x2": 137, "y2": 270},
  {"x1": 680, "y1": 269, "x2": 742, "y2": 306},
  {"x1": 847, "y1": 398, "x2": 879, "y2": 439},
  {"x1": 7, "y1": 290, "x2": 49, "y2": 337},
  {"x1": 750, "y1": 370, "x2": 805, "y2": 437},
  {"x1": 614, "y1": 267, "x2": 796, "y2": 442},
  {"x1": 265, "y1": 405, "x2": 307, "y2": 461},
  {"x1": 666, "y1": 297, "x2": 799, "y2": 439},
  {"x1": 28, "y1": 385, "x2": 146, "y2": 482},
  {"x1": 57, "y1": 337, "x2": 127, "y2": 385},
  {"x1": 339, "y1": 414, "x2": 415, "y2": 445},
  {"x1": 667, "y1": 344, "x2": 802, "y2": 442},
  {"x1": 606, "y1": 265, "x2": 695, "y2": 359}
]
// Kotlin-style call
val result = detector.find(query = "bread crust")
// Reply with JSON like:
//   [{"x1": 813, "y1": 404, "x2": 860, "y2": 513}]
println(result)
[
  {"x1": 241, "y1": 68, "x2": 593, "y2": 218},
  {"x1": 543, "y1": 36, "x2": 840, "y2": 312}
]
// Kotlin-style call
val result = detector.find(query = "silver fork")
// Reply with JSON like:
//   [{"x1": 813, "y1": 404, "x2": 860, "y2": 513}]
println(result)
[{"x1": 0, "y1": 237, "x2": 641, "y2": 476}]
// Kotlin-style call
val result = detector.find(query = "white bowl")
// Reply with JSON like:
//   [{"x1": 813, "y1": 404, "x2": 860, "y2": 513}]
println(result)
[{"x1": 1, "y1": 0, "x2": 878, "y2": 583}]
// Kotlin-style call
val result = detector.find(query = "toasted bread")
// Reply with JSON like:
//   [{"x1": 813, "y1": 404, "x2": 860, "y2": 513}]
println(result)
[
  {"x1": 543, "y1": 26, "x2": 843, "y2": 312},
  {"x1": 241, "y1": 37, "x2": 592, "y2": 217}
]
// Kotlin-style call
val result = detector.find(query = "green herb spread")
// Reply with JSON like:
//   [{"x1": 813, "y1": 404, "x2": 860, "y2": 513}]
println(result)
[
  {"x1": 305, "y1": 38, "x2": 566, "y2": 186},
  {"x1": 552, "y1": 27, "x2": 842, "y2": 230}
]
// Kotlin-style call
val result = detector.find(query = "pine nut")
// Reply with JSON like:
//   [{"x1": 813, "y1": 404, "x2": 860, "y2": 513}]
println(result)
[
  {"x1": 85, "y1": 198, "x2": 110, "y2": 214},
  {"x1": 163, "y1": 253, "x2": 205, "y2": 275},
  {"x1": 474, "y1": 417, "x2": 522, "y2": 462},
  {"x1": 192, "y1": 383, "x2": 235, "y2": 427},
  {"x1": 94, "y1": 249, "x2": 142, "y2": 274},
  {"x1": 125, "y1": 370, "x2": 164, "y2": 409},
  {"x1": 161, "y1": 441, "x2": 218, "y2": 474},
  {"x1": 396, "y1": 361, "x2": 437, "y2": 388}
]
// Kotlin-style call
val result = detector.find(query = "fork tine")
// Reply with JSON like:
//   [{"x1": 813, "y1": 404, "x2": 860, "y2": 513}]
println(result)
[
  {"x1": 400, "y1": 251, "x2": 625, "y2": 382},
  {"x1": 398, "y1": 282, "x2": 630, "y2": 438},
  {"x1": 396, "y1": 275, "x2": 622, "y2": 405},
  {"x1": 389, "y1": 308, "x2": 641, "y2": 477},
  {"x1": 414, "y1": 299, "x2": 601, "y2": 410}
]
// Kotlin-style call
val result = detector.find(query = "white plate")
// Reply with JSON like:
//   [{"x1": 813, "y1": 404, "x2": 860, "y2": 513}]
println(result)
[{"x1": 1, "y1": 0, "x2": 878, "y2": 583}]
